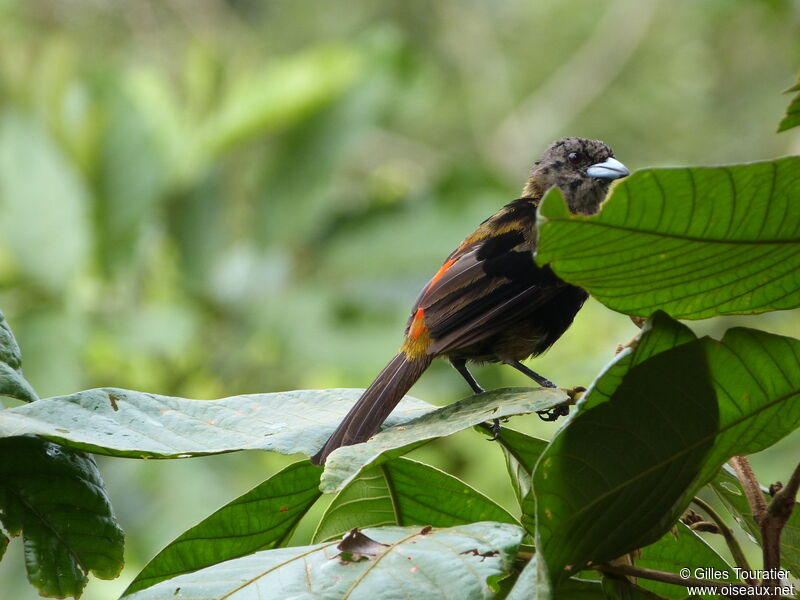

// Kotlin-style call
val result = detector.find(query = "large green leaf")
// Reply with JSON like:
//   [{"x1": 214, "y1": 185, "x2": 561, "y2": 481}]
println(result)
[
  {"x1": 320, "y1": 387, "x2": 567, "y2": 493},
  {"x1": 505, "y1": 557, "x2": 661, "y2": 600},
  {"x1": 536, "y1": 158, "x2": 800, "y2": 319},
  {"x1": 635, "y1": 523, "x2": 737, "y2": 599},
  {"x1": 534, "y1": 314, "x2": 800, "y2": 586},
  {"x1": 122, "y1": 522, "x2": 523, "y2": 600},
  {"x1": 711, "y1": 466, "x2": 800, "y2": 575},
  {"x1": 126, "y1": 460, "x2": 322, "y2": 595},
  {"x1": 0, "y1": 310, "x2": 38, "y2": 403},
  {"x1": 778, "y1": 80, "x2": 800, "y2": 132},
  {"x1": 0, "y1": 437, "x2": 124, "y2": 599},
  {"x1": 313, "y1": 457, "x2": 517, "y2": 543},
  {"x1": 535, "y1": 334, "x2": 716, "y2": 586},
  {"x1": 0, "y1": 388, "x2": 433, "y2": 458},
  {"x1": 506, "y1": 557, "x2": 605, "y2": 600},
  {"x1": 579, "y1": 312, "x2": 696, "y2": 413},
  {"x1": 496, "y1": 428, "x2": 549, "y2": 535}
]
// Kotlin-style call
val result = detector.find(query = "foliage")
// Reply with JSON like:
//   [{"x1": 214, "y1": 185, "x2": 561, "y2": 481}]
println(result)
[
  {"x1": 537, "y1": 159, "x2": 800, "y2": 319},
  {"x1": 1, "y1": 2, "x2": 800, "y2": 599},
  {"x1": 3, "y1": 144, "x2": 800, "y2": 597},
  {"x1": 0, "y1": 437, "x2": 124, "y2": 598},
  {"x1": 124, "y1": 522, "x2": 523, "y2": 600},
  {"x1": 0, "y1": 310, "x2": 37, "y2": 403},
  {"x1": 534, "y1": 316, "x2": 800, "y2": 585},
  {"x1": 778, "y1": 80, "x2": 800, "y2": 132},
  {"x1": 124, "y1": 461, "x2": 322, "y2": 595}
]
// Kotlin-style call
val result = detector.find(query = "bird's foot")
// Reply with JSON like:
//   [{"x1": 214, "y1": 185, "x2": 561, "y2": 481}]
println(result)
[
  {"x1": 536, "y1": 386, "x2": 584, "y2": 421},
  {"x1": 486, "y1": 418, "x2": 503, "y2": 441},
  {"x1": 536, "y1": 405, "x2": 570, "y2": 422}
]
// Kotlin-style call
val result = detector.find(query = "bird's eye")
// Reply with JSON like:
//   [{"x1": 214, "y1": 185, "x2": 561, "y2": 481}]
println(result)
[{"x1": 567, "y1": 152, "x2": 582, "y2": 164}]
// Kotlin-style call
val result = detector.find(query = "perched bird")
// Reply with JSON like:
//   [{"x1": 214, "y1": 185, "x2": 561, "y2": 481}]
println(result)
[{"x1": 311, "y1": 137, "x2": 628, "y2": 465}]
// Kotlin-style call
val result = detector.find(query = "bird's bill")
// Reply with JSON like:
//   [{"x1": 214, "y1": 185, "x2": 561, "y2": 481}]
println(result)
[{"x1": 587, "y1": 157, "x2": 629, "y2": 180}]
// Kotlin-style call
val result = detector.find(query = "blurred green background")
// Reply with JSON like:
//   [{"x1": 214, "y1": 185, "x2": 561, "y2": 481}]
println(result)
[{"x1": 1, "y1": 0, "x2": 799, "y2": 597}]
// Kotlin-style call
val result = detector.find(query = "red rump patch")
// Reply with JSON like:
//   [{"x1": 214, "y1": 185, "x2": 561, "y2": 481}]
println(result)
[{"x1": 408, "y1": 308, "x2": 426, "y2": 339}]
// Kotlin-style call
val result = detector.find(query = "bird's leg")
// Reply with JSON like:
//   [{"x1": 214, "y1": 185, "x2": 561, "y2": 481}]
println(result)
[
  {"x1": 504, "y1": 360, "x2": 556, "y2": 388},
  {"x1": 450, "y1": 358, "x2": 484, "y2": 394},
  {"x1": 504, "y1": 360, "x2": 569, "y2": 422},
  {"x1": 451, "y1": 359, "x2": 505, "y2": 440}
]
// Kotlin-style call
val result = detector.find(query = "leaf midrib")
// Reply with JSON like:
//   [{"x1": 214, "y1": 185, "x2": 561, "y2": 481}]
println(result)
[{"x1": 542, "y1": 217, "x2": 800, "y2": 247}]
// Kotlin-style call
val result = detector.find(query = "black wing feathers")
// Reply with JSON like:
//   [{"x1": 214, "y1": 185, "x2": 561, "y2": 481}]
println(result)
[{"x1": 410, "y1": 199, "x2": 577, "y2": 355}]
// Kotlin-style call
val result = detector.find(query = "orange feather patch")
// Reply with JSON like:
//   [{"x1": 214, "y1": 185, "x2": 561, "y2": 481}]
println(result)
[
  {"x1": 408, "y1": 308, "x2": 426, "y2": 339},
  {"x1": 428, "y1": 258, "x2": 457, "y2": 289},
  {"x1": 401, "y1": 308, "x2": 432, "y2": 360}
]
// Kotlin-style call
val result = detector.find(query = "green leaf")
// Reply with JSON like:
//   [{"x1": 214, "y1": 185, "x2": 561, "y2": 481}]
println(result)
[
  {"x1": 321, "y1": 387, "x2": 568, "y2": 493},
  {"x1": 701, "y1": 327, "x2": 800, "y2": 461},
  {"x1": 536, "y1": 158, "x2": 800, "y2": 319},
  {"x1": 600, "y1": 578, "x2": 672, "y2": 600},
  {"x1": 125, "y1": 460, "x2": 322, "y2": 595},
  {"x1": 580, "y1": 311, "x2": 695, "y2": 412},
  {"x1": 313, "y1": 457, "x2": 517, "y2": 543},
  {"x1": 778, "y1": 79, "x2": 800, "y2": 132},
  {"x1": 495, "y1": 428, "x2": 549, "y2": 535},
  {"x1": 535, "y1": 333, "x2": 716, "y2": 586},
  {"x1": 711, "y1": 466, "x2": 800, "y2": 575},
  {"x1": 0, "y1": 310, "x2": 38, "y2": 403},
  {"x1": 534, "y1": 314, "x2": 800, "y2": 586},
  {"x1": 0, "y1": 526, "x2": 7, "y2": 563},
  {"x1": 0, "y1": 437, "x2": 124, "y2": 599},
  {"x1": 635, "y1": 523, "x2": 737, "y2": 599},
  {"x1": 122, "y1": 522, "x2": 523, "y2": 600},
  {"x1": 506, "y1": 557, "x2": 609, "y2": 600},
  {"x1": 0, "y1": 388, "x2": 434, "y2": 458}
]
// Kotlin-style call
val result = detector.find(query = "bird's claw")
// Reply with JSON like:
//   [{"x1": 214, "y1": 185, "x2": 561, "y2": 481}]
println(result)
[
  {"x1": 536, "y1": 405, "x2": 570, "y2": 422},
  {"x1": 485, "y1": 418, "x2": 502, "y2": 441}
]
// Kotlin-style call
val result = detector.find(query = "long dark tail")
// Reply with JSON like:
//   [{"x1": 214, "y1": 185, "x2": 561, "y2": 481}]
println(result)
[{"x1": 311, "y1": 353, "x2": 433, "y2": 465}]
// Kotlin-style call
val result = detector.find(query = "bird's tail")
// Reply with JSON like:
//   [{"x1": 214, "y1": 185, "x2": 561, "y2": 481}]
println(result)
[{"x1": 311, "y1": 353, "x2": 432, "y2": 465}]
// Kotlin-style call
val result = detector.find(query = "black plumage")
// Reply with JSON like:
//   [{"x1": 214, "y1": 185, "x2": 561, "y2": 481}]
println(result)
[{"x1": 312, "y1": 137, "x2": 628, "y2": 465}]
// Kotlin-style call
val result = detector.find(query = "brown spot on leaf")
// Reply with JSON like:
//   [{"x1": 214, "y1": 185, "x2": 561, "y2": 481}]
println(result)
[{"x1": 107, "y1": 392, "x2": 121, "y2": 411}]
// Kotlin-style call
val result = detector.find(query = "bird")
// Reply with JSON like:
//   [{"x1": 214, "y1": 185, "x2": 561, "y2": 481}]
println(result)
[{"x1": 311, "y1": 137, "x2": 628, "y2": 465}]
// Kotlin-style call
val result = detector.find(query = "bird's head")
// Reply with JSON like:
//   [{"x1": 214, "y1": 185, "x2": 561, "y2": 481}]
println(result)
[{"x1": 522, "y1": 137, "x2": 629, "y2": 215}]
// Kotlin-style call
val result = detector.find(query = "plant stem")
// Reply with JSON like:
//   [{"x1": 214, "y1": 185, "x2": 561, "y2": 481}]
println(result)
[
  {"x1": 691, "y1": 496, "x2": 754, "y2": 584},
  {"x1": 516, "y1": 550, "x2": 534, "y2": 561},
  {"x1": 729, "y1": 456, "x2": 767, "y2": 522},
  {"x1": 593, "y1": 563, "x2": 744, "y2": 597},
  {"x1": 760, "y1": 461, "x2": 800, "y2": 596}
]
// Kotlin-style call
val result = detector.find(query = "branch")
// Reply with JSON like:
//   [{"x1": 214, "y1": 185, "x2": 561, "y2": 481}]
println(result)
[
  {"x1": 593, "y1": 563, "x2": 745, "y2": 597},
  {"x1": 691, "y1": 497, "x2": 754, "y2": 584},
  {"x1": 729, "y1": 456, "x2": 767, "y2": 522},
  {"x1": 760, "y1": 461, "x2": 800, "y2": 594}
]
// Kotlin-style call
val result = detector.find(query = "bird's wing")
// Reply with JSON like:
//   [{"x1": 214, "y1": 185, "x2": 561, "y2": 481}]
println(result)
[{"x1": 405, "y1": 201, "x2": 572, "y2": 355}]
